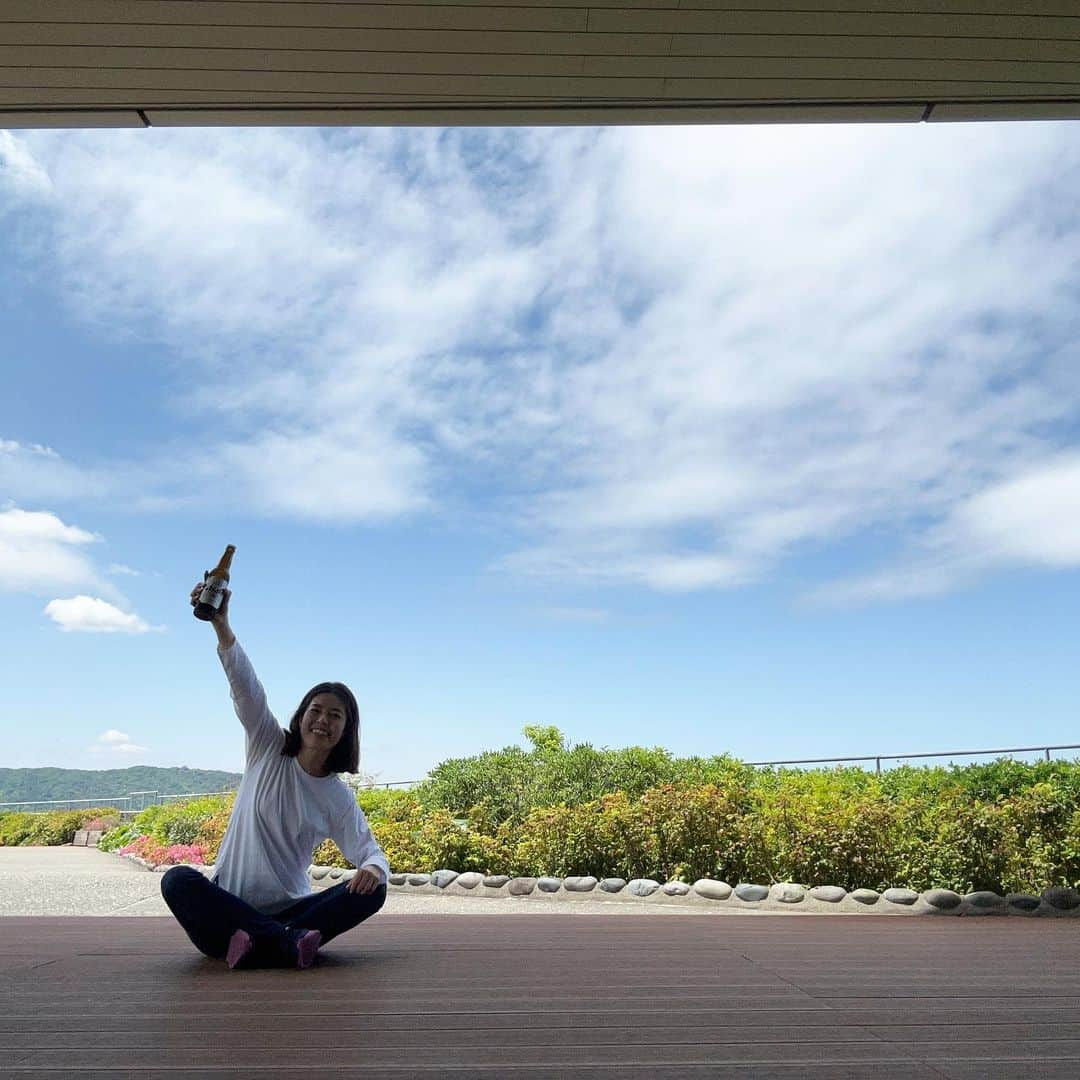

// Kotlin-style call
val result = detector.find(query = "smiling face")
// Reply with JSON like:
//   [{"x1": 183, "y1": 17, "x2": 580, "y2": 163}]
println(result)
[{"x1": 300, "y1": 692, "x2": 347, "y2": 753}]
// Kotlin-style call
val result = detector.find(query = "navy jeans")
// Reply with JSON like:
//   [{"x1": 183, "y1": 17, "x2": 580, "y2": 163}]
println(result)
[{"x1": 161, "y1": 865, "x2": 386, "y2": 968}]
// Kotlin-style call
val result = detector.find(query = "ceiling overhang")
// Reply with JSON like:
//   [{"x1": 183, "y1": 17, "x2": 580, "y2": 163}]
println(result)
[{"x1": 2, "y1": 0, "x2": 1078, "y2": 129}]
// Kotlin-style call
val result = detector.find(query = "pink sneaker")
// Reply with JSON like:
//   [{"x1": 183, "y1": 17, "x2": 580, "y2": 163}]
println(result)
[
  {"x1": 295, "y1": 929, "x2": 322, "y2": 969},
  {"x1": 226, "y1": 929, "x2": 253, "y2": 970}
]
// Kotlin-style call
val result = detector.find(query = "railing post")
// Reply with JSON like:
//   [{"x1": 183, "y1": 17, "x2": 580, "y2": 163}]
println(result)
[
  {"x1": 1046, "y1": 747, "x2": 1051, "y2": 762},
  {"x1": 875, "y1": 757, "x2": 881, "y2": 774}
]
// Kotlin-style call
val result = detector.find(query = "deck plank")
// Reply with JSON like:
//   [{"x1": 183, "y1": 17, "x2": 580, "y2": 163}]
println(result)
[{"x1": 2, "y1": 915, "x2": 1078, "y2": 1075}]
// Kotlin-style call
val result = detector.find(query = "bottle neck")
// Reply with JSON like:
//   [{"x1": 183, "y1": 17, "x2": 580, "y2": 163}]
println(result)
[{"x1": 212, "y1": 547, "x2": 235, "y2": 578}]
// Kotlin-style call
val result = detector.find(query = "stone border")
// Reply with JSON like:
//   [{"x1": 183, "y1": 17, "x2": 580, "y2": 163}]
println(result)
[
  {"x1": 324, "y1": 867, "x2": 1080, "y2": 917},
  {"x1": 113, "y1": 852, "x2": 1080, "y2": 917}
]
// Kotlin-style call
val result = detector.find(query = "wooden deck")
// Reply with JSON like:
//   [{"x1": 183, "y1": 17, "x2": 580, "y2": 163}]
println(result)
[{"x1": 1, "y1": 914, "x2": 1079, "y2": 1078}]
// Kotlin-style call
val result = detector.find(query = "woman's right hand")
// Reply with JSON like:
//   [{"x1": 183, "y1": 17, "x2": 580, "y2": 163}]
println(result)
[{"x1": 190, "y1": 581, "x2": 231, "y2": 624}]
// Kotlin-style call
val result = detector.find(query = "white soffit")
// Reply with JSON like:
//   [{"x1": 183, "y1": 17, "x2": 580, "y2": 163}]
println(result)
[{"x1": 1, "y1": 0, "x2": 1078, "y2": 129}]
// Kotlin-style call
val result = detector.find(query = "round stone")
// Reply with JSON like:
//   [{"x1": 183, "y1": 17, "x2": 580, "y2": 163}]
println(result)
[
  {"x1": 309, "y1": 866, "x2": 331, "y2": 881},
  {"x1": 734, "y1": 883, "x2": 769, "y2": 902},
  {"x1": 808, "y1": 886, "x2": 847, "y2": 903},
  {"x1": 1006, "y1": 893, "x2": 1042, "y2": 912},
  {"x1": 328, "y1": 868, "x2": 344, "y2": 879},
  {"x1": 455, "y1": 872, "x2": 483, "y2": 889},
  {"x1": 882, "y1": 888, "x2": 919, "y2": 906},
  {"x1": 627, "y1": 878, "x2": 661, "y2": 897},
  {"x1": 406, "y1": 873, "x2": 430, "y2": 886},
  {"x1": 923, "y1": 889, "x2": 962, "y2": 910},
  {"x1": 1042, "y1": 886, "x2": 1080, "y2": 911},
  {"x1": 431, "y1": 870, "x2": 459, "y2": 889},
  {"x1": 964, "y1": 891, "x2": 1005, "y2": 909},
  {"x1": 599, "y1": 878, "x2": 627, "y2": 893},
  {"x1": 663, "y1": 881, "x2": 691, "y2": 896},
  {"x1": 693, "y1": 879, "x2": 733, "y2": 900},
  {"x1": 482, "y1": 875, "x2": 510, "y2": 888},
  {"x1": 508, "y1": 877, "x2": 538, "y2": 896},
  {"x1": 387, "y1": 872, "x2": 407, "y2": 886},
  {"x1": 538, "y1": 877, "x2": 563, "y2": 893},
  {"x1": 563, "y1": 876, "x2": 598, "y2": 892},
  {"x1": 850, "y1": 889, "x2": 880, "y2": 905},
  {"x1": 771, "y1": 883, "x2": 806, "y2": 904}
]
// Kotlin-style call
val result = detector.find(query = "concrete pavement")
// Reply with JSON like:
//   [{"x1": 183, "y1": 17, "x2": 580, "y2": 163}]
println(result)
[{"x1": 0, "y1": 847, "x2": 667, "y2": 917}]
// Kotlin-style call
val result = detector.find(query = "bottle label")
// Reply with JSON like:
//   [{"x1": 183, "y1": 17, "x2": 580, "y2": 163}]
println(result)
[{"x1": 199, "y1": 576, "x2": 227, "y2": 607}]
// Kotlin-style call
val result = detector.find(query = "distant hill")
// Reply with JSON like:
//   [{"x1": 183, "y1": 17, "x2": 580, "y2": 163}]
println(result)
[{"x1": 0, "y1": 767, "x2": 243, "y2": 805}]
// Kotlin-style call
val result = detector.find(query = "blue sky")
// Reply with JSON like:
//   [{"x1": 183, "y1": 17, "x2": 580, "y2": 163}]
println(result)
[{"x1": 1, "y1": 121, "x2": 1078, "y2": 785}]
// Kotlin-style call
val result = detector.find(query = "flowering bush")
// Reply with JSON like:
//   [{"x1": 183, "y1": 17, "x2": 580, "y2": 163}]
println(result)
[
  {"x1": 82, "y1": 817, "x2": 119, "y2": 832},
  {"x1": 118, "y1": 834, "x2": 206, "y2": 867}
]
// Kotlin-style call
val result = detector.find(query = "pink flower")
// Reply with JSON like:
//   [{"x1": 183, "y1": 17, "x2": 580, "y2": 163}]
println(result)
[{"x1": 117, "y1": 836, "x2": 206, "y2": 867}]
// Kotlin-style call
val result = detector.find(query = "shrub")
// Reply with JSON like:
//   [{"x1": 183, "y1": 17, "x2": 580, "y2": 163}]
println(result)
[
  {"x1": 369, "y1": 801, "x2": 509, "y2": 874},
  {"x1": 311, "y1": 838, "x2": 351, "y2": 868},
  {"x1": 0, "y1": 812, "x2": 36, "y2": 846},
  {"x1": 413, "y1": 725, "x2": 753, "y2": 825},
  {"x1": 78, "y1": 741, "x2": 1080, "y2": 895},
  {"x1": 98, "y1": 822, "x2": 139, "y2": 852},
  {"x1": 191, "y1": 794, "x2": 237, "y2": 864},
  {"x1": 361, "y1": 763, "x2": 1080, "y2": 893},
  {"x1": 509, "y1": 783, "x2": 753, "y2": 881},
  {"x1": 742, "y1": 773, "x2": 902, "y2": 889},
  {"x1": 82, "y1": 816, "x2": 120, "y2": 832},
  {"x1": 0, "y1": 808, "x2": 120, "y2": 847},
  {"x1": 133, "y1": 796, "x2": 231, "y2": 846},
  {"x1": 118, "y1": 835, "x2": 206, "y2": 867},
  {"x1": 355, "y1": 787, "x2": 421, "y2": 824}
]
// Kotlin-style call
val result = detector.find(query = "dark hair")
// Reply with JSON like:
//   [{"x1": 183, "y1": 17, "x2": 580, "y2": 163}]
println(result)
[{"x1": 281, "y1": 682, "x2": 360, "y2": 774}]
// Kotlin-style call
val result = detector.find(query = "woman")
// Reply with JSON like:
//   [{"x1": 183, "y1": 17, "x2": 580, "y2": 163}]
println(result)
[{"x1": 160, "y1": 582, "x2": 389, "y2": 970}]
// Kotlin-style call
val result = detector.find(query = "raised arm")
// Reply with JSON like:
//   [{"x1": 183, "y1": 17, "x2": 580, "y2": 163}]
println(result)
[{"x1": 190, "y1": 581, "x2": 279, "y2": 761}]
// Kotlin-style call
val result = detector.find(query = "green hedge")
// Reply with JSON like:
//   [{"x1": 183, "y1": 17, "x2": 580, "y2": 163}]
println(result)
[
  {"x1": 26, "y1": 735, "x2": 1080, "y2": 896},
  {"x1": 416, "y1": 728, "x2": 1080, "y2": 826},
  {"x1": 413, "y1": 724, "x2": 754, "y2": 823},
  {"x1": 372, "y1": 777, "x2": 1080, "y2": 894},
  {"x1": 0, "y1": 808, "x2": 120, "y2": 846}
]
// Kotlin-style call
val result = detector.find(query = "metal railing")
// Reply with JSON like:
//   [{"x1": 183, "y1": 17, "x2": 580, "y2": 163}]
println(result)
[
  {"x1": 324, "y1": 742, "x2": 1080, "y2": 783},
  {"x1": 0, "y1": 789, "x2": 237, "y2": 814},
  {"x1": 2, "y1": 742, "x2": 1078, "y2": 813},
  {"x1": 746, "y1": 743, "x2": 1080, "y2": 774}
]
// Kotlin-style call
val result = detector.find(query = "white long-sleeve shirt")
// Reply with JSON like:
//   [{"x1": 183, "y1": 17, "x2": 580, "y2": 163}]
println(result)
[{"x1": 211, "y1": 640, "x2": 390, "y2": 914}]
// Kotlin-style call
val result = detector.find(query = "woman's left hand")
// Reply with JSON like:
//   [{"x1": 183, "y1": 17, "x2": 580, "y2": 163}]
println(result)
[{"x1": 346, "y1": 868, "x2": 381, "y2": 895}]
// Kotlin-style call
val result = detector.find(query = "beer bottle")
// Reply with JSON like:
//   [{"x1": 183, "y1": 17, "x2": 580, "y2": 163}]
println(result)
[{"x1": 193, "y1": 545, "x2": 236, "y2": 621}]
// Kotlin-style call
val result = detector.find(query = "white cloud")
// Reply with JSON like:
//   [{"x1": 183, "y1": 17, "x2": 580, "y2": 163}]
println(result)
[
  {"x1": 107, "y1": 563, "x2": 142, "y2": 577},
  {"x1": 0, "y1": 130, "x2": 52, "y2": 198},
  {"x1": 43, "y1": 595, "x2": 159, "y2": 634},
  {"x1": 802, "y1": 563, "x2": 964, "y2": 609},
  {"x1": 0, "y1": 508, "x2": 156, "y2": 630},
  {"x1": 0, "y1": 439, "x2": 113, "y2": 503},
  {"x1": 0, "y1": 506, "x2": 104, "y2": 593},
  {"x1": 88, "y1": 729, "x2": 148, "y2": 756},
  {"x1": 808, "y1": 455, "x2": 1080, "y2": 607},
  {"x1": 214, "y1": 426, "x2": 430, "y2": 521},
  {"x1": 5, "y1": 122, "x2": 1080, "y2": 602},
  {"x1": 0, "y1": 502, "x2": 96, "y2": 543},
  {"x1": 951, "y1": 456, "x2": 1080, "y2": 568}
]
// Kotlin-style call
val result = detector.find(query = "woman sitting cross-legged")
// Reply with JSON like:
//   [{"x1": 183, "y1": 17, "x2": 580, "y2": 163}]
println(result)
[{"x1": 161, "y1": 582, "x2": 389, "y2": 970}]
